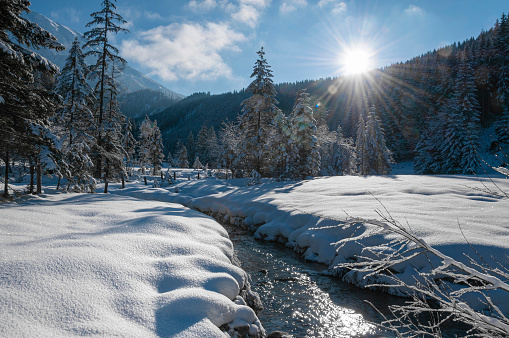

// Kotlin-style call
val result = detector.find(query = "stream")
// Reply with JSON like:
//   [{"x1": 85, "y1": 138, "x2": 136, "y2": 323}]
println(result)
[{"x1": 223, "y1": 222, "x2": 406, "y2": 337}]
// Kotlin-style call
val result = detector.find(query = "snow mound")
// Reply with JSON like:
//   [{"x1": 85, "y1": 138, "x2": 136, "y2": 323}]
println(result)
[{"x1": 0, "y1": 193, "x2": 263, "y2": 337}]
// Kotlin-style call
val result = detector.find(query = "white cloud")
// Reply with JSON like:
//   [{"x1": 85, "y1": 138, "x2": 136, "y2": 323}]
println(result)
[
  {"x1": 317, "y1": 0, "x2": 346, "y2": 15},
  {"x1": 120, "y1": 22, "x2": 247, "y2": 81},
  {"x1": 232, "y1": 4, "x2": 261, "y2": 28},
  {"x1": 188, "y1": 0, "x2": 218, "y2": 11},
  {"x1": 280, "y1": 0, "x2": 307, "y2": 14},
  {"x1": 229, "y1": 0, "x2": 271, "y2": 28},
  {"x1": 404, "y1": 5, "x2": 424, "y2": 16}
]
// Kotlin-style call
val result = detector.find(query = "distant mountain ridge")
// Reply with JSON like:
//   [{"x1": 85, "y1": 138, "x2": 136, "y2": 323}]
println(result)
[{"x1": 25, "y1": 11, "x2": 184, "y2": 100}]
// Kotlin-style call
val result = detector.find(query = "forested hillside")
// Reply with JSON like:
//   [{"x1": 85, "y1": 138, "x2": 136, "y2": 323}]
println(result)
[{"x1": 150, "y1": 13, "x2": 509, "y2": 175}]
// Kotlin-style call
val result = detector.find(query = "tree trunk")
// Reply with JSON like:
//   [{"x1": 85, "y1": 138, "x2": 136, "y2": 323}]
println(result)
[
  {"x1": 36, "y1": 160, "x2": 42, "y2": 194},
  {"x1": 29, "y1": 163, "x2": 34, "y2": 194},
  {"x1": 2, "y1": 150, "x2": 9, "y2": 198}
]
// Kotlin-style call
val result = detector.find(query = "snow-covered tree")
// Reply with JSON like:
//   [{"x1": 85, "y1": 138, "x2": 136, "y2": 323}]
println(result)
[
  {"x1": 55, "y1": 37, "x2": 96, "y2": 192},
  {"x1": 325, "y1": 126, "x2": 356, "y2": 176},
  {"x1": 355, "y1": 116, "x2": 369, "y2": 175},
  {"x1": 122, "y1": 119, "x2": 137, "y2": 176},
  {"x1": 439, "y1": 47, "x2": 481, "y2": 174},
  {"x1": 0, "y1": 0, "x2": 64, "y2": 197},
  {"x1": 139, "y1": 115, "x2": 164, "y2": 175},
  {"x1": 218, "y1": 120, "x2": 243, "y2": 178},
  {"x1": 147, "y1": 120, "x2": 164, "y2": 175},
  {"x1": 186, "y1": 131, "x2": 196, "y2": 164},
  {"x1": 83, "y1": 0, "x2": 129, "y2": 190},
  {"x1": 366, "y1": 105, "x2": 393, "y2": 175},
  {"x1": 177, "y1": 145, "x2": 189, "y2": 168},
  {"x1": 267, "y1": 109, "x2": 292, "y2": 179},
  {"x1": 239, "y1": 47, "x2": 278, "y2": 176},
  {"x1": 288, "y1": 89, "x2": 320, "y2": 179},
  {"x1": 192, "y1": 156, "x2": 203, "y2": 169}
]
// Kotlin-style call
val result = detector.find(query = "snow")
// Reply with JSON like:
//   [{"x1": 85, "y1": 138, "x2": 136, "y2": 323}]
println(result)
[
  {"x1": 139, "y1": 172, "x2": 509, "y2": 313},
  {"x1": 3, "y1": 171, "x2": 508, "y2": 334},
  {"x1": 0, "y1": 192, "x2": 263, "y2": 337}
]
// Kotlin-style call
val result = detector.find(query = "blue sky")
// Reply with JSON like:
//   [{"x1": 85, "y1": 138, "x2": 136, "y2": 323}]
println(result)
[{"x1": 30, "y1": 0, "x2": 508, "y2": 96}]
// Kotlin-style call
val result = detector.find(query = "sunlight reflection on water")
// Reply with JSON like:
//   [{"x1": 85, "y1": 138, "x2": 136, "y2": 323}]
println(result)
[{"x1": 223, "y1": 224, "x2": 394, "y2": 337}]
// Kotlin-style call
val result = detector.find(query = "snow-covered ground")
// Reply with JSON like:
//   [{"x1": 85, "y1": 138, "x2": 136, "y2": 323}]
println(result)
[
  {"x1": 0, "y1": 190, "x2": 263, "y2": 337},
  {"x1": 2, "y1": 170, "x2": 508, "y2": 335},
  {"x1": 119, "y1": 171, "x2": 509, "y2": 315}
]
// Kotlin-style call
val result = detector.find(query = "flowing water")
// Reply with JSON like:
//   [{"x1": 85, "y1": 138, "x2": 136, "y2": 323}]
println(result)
[{"x1": 223, "y1": 223, "x2": 406, "y2": 337}]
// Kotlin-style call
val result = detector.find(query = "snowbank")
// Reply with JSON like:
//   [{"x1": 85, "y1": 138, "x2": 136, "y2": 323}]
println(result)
[
  {"x1": 136, "y1": 174, "x2": 509, "y2": 314},
  {"x1": 0, "y1": 192, "x2": 264, "y2": 337}
]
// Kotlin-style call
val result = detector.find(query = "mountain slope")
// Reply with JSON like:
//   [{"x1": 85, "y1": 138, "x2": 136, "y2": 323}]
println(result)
[{"x1": 25, "y1": 11, "x2": 184, "y2": 100}]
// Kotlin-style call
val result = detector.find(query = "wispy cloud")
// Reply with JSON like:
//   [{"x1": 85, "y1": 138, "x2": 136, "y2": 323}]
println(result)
[
  {"x1": 50, "y1": 8, "x2": 81, "y2": 24},
  {"x1": 188, "y1": 0, "x2": 218, "y2": 12},
  {"x1": 120, "y1": 22, "x2": 247, "y2": 81},
  {"x1": 280, "y1": 0, "x2": 307, "y2": 14},
  {"x1": 317, "y1": 0, "x2": 346, "y2": 15},
  {"x1": 404, "y1": 5, "x2": 425, "y2": 16}
]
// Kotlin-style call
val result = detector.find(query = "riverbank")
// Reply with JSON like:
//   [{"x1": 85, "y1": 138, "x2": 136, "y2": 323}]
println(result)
[
  {"x1": 113, "y1": 174, "x2": 509, "y2": 318},
  {"x1": 0, "y1": 192, "x2": 264, "y2": 337}
]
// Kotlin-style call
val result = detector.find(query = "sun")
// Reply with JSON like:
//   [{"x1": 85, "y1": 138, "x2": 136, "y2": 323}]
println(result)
[{"x1": 340, "y1": 46, "x2": 374, "y2": 75}]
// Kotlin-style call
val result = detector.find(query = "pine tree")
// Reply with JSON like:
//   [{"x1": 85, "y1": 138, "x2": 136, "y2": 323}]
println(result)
[
  {"x1": 355, "y1": 116, "x2": 369, "y2": 175},
  {"x1": 328, "y1": 126, "x2": 356, "y2": 176},
  {"x1": 288, "y1": 89, "x2": 320, "y2": 179},
  {"x1": 192, "y1": 156, "x2": 203, "y2": 169},
  {"x1": 267, "y1": 109, "x2": 292, "y2": 178},
  {"x1": 494, "y1": 14, "x2": 509, "y2": 145},
  {"x1": 147, "y1": 120, "x2": 164, "y2": 175},
  {"x1": 0, "y1": 0, "x2": 64, "y2": 197},
  {"x1": 366, "y1": 105, "x2": 393, "y2": 175},
  {"x1": 122, "y1": 119, "x2": 137, "y2": 176},
  {"x1": 138, "y1": 115, "x2": 164, "y2": 175},
  {"x1": 207, "y1": 126, "x2": 218, "y2": 168},
  {"x1": 139, "y1": 115, "x2": 153, "y2": 174},
  {"x1": 177, "y1": 145, "x2": 189, "y2": 168},
  {"x1": 218, "y1": 120, "x2": 243, "y2": 178},
  {"x1": 439, "y1": 47, "x2": 481, "y2": 174},
  {"x1": 83, "y1": 0, "x2": 129, "y2": 191},
  {"x1": 239, "y1": 47, "x2": 278, "y2": 176},
  {"x1": 55, "y1": 37, "x2": 96, "y2": 192},
  {"x1": 186, "y1": 131, "x2": 196, "y2": 164},
  {"x1": 167, "y1": 151, "x2": 175, "y2": 168}
]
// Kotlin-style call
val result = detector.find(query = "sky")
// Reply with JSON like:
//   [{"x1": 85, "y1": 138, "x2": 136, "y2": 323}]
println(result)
[{"x1": 29, "y1": 0, "x2": 509, "y2": 96}]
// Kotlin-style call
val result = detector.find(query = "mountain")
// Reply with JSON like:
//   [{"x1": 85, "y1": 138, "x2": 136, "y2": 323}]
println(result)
[{"x1": 24, "y1": 11, "x2": 184, "y2": 100}]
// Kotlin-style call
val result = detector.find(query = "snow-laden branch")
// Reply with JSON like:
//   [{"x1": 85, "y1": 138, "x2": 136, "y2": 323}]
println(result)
[{"x1": 334, "y1": 209, "x2": 509, "y2": 337}]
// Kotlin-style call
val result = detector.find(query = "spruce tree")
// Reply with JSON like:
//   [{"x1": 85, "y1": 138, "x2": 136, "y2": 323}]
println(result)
[
  {"x1": 366, "y1": 105, "x2": 393, "y2": 175},
  {"x1": 0, "y1": 0, "x2": 64, "y2": 197},
  {"x1": 122, "y1": 119, "x2": 137, "y2": 176},
  {"x1": 148, "y1": 120, "x2": 164, "y2": 175},
  {"x1": 494, "y1": 14, "x2": 509, "y2": 145},
  {"x1": 177, "y1": 146, "x2": 189, "y2": 168},
  {"x1": 355, "y1": 116, "x2": 369, "y2": 175},
  {"x1": 288, "y1": 89, "x2": 320, "y2": 179},
  {"x1": 439, "y1": 47, "x2": 481, "y2": 174},
  {"x1": 192, "y1": 156, "x2": 203, "y2": 169},
  {"x1": 139, "y1": 115, "x2": 153, "y2": 174},
  {"x1": 55, "y1": 37, "x2": 96, "y2": 192},
  {"x1": 186, "y1": 131, "x2": 196, "y2": 164},
  {"x1": 83, "y1": 0, "x2": 129, "y2": 190},
  {"x1": 239, "y1": 47, "x2": 278, "y2": 176}
]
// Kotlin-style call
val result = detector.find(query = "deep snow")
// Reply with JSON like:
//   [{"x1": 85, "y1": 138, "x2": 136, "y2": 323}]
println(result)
[
  {"x1": 0, "y1": 191, "x2": 263, "y2": 337},
  {"x1": 126, "y1": 171, "x2": 509, "y2": 315},
  {"x1": 2, "y1": 171, "x2": 508, "y2": 336}
]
